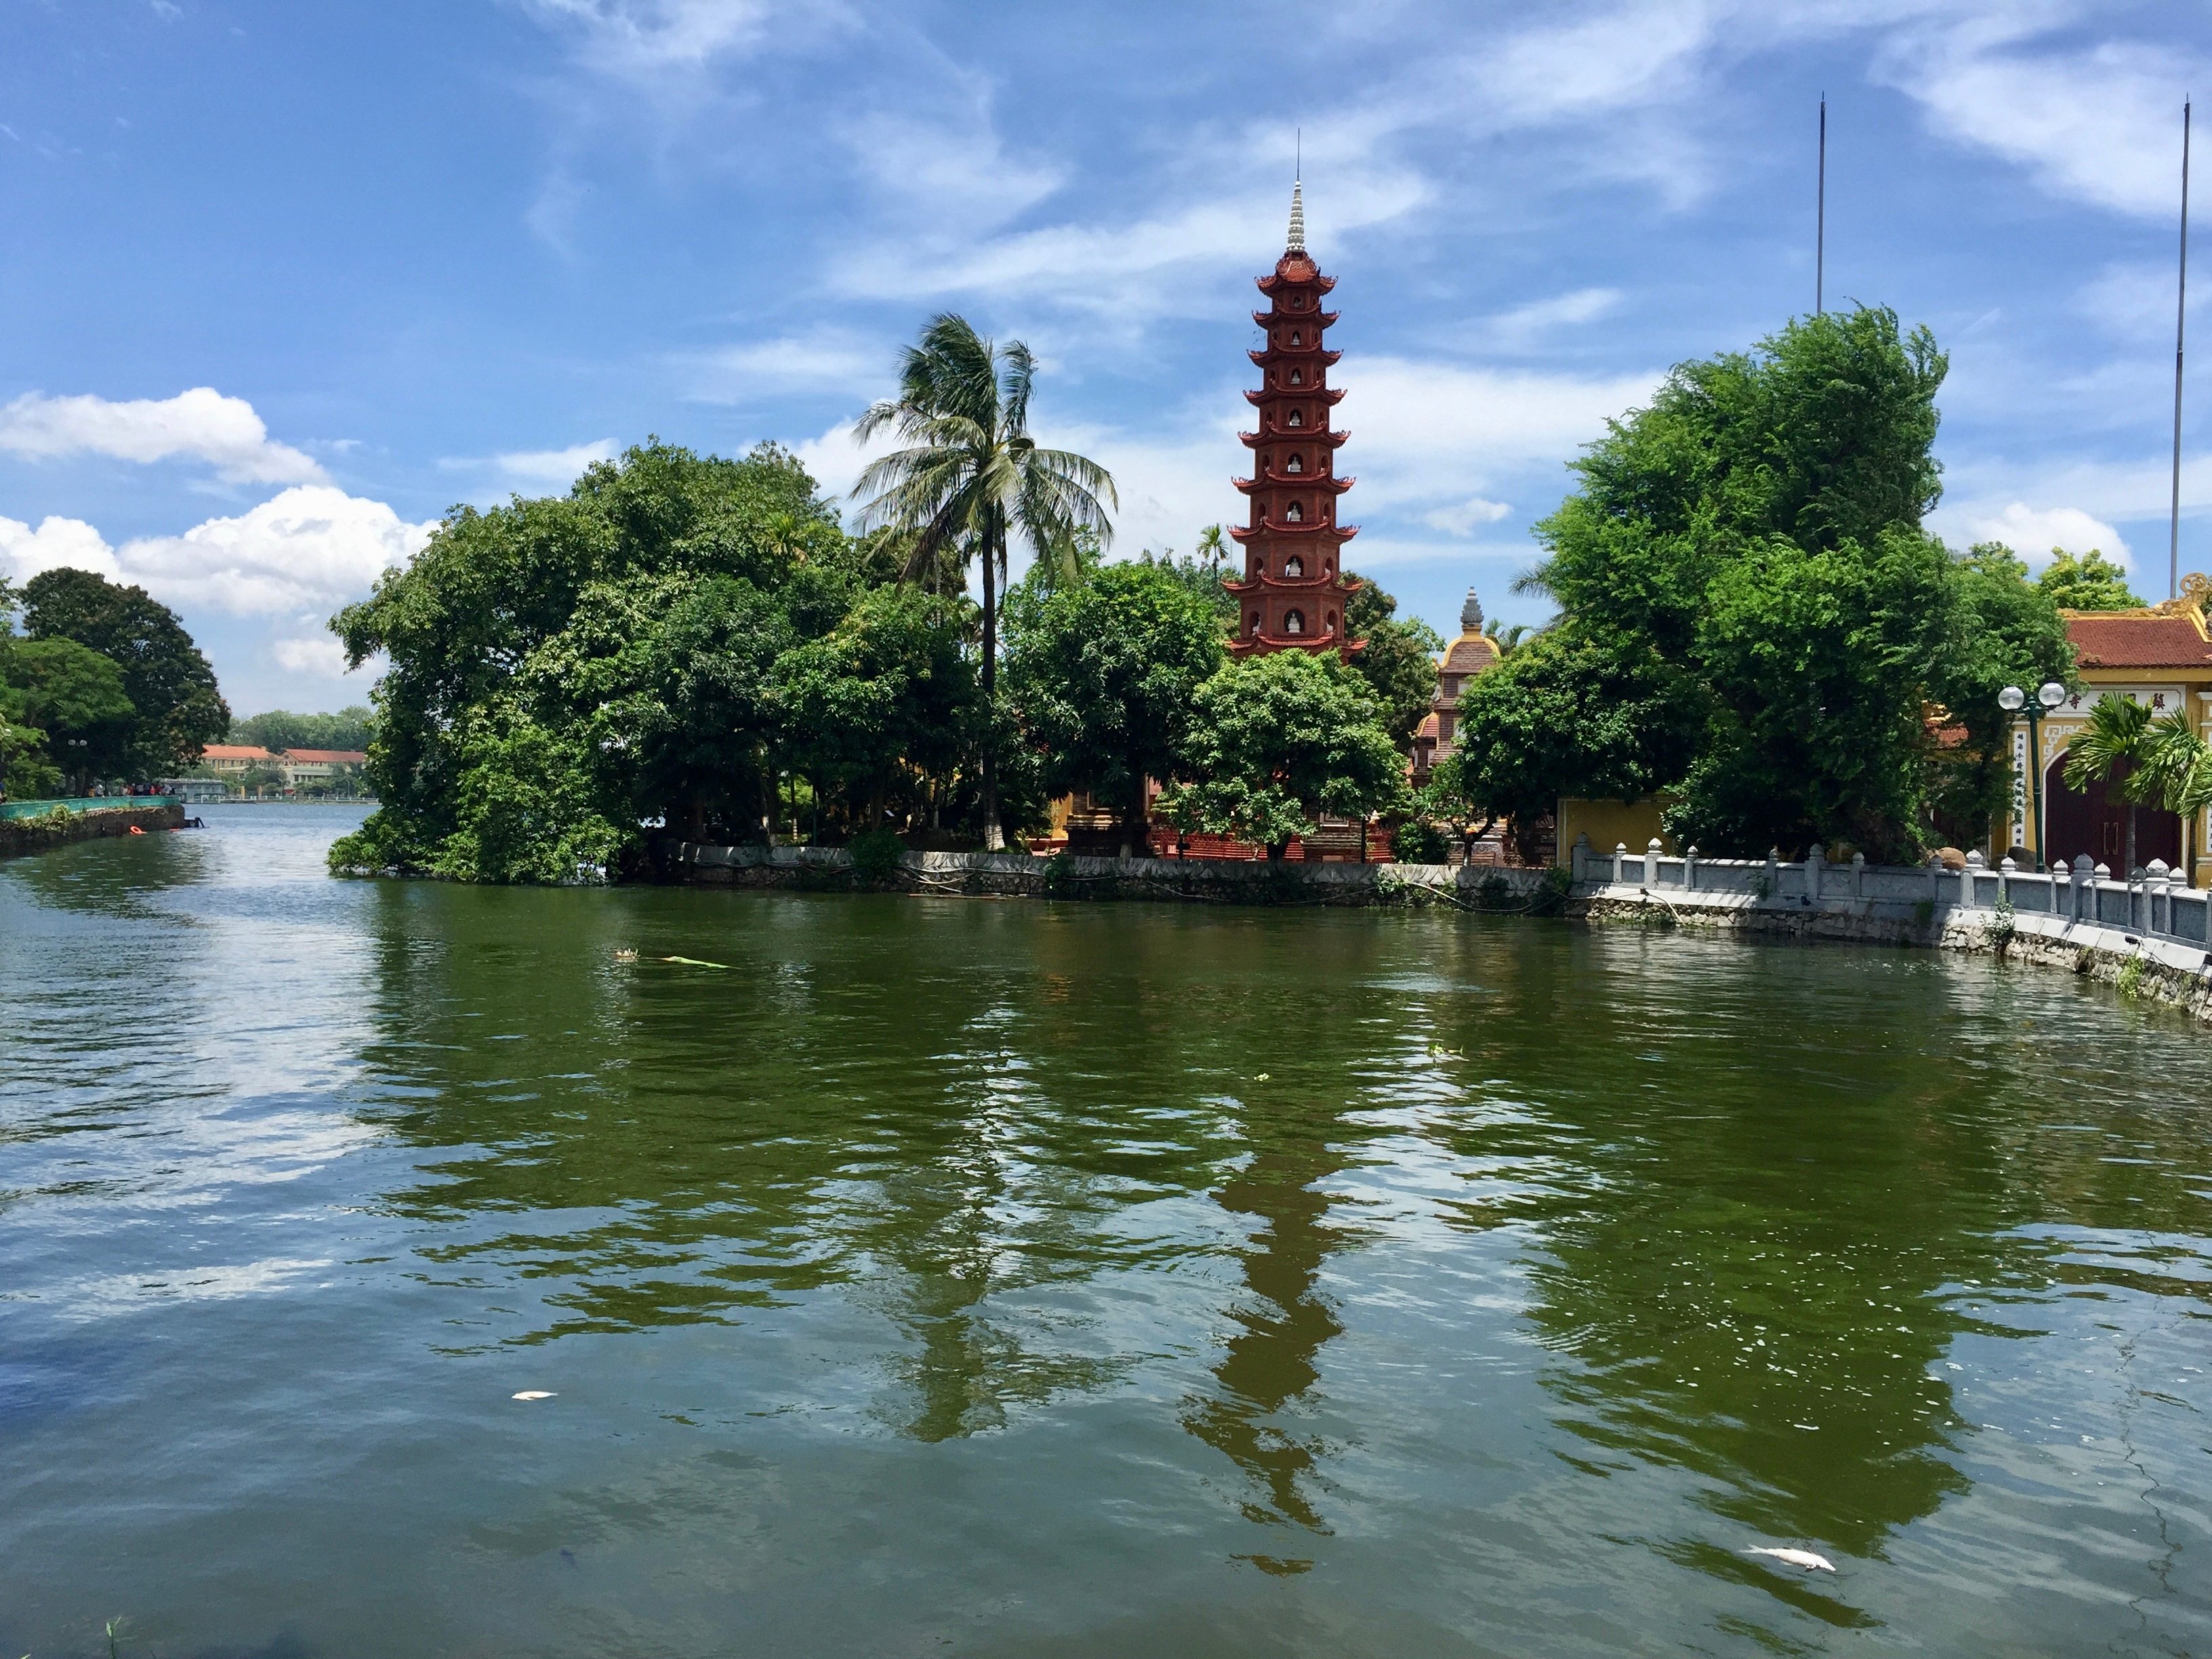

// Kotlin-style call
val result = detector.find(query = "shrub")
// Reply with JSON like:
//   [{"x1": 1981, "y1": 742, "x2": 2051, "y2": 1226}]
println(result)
[
  {"x1": 1391, "y1": 818, "x2": 1451, "y2": 865},
  {"x1": 848, "y1": 827, "x2": 907, "y2": 886}
]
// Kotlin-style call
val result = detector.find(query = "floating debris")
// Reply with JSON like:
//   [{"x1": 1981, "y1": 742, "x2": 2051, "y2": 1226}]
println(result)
[
  {"x1": 512, "y1": 1390, "x2": 556, "y2": 1401},
  {"x1": 1254, "y1": 1072, "x2": 1271, "y2": 1082},
  {"x1": 1746, "y1": 1547, "x2": 1835, "y2": 1572},
  {"x1": 663, "y1": 955, "x2": 733, "y2": 970},
  {"x1": 613, "y1": 949, "x2": 638, "y2": 963}
]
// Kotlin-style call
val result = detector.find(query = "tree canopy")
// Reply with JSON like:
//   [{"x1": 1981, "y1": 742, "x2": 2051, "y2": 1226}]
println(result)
[
  {"x1": 1164, "y1": 650, "x2": 1409, "y2": 861},
  {"x1": 2036, "y1": 548, "x2": 2142, "y2": 611},
  {"x1": 1002, "y1": 558, "x2": 1227, "y2": 852},
  {"x1": 20, "y1": 568, "x2": 229, "y2": 779},
  {"x1": 1453, "y1": 306, "x2": 2074, "y2": 861},
  {"x1": 232, "y1": 707, "x2": 376, "y2": 752}
]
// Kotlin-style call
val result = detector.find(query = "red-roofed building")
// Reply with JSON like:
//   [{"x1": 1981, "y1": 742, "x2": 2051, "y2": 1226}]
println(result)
[{"x1": 2011, "y1": 575, "x2": 2212, "y2": 885}]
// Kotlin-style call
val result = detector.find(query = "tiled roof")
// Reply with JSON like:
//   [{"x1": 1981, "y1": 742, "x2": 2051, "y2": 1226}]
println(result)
[
  {"x1": 2066, "y1": 611, "x2": 2212, "y2": 670},
  {"x1": 281, "y1": 749, "x2": 367, "y2": 764},
  {"x1": 1414, "y1": 712, "x2": 1441, "y2": 740},
  {"x1": 1441, "y1": 634, "x2": 1500, "y2": 674},
  {"x1": 201, "y1": 744, "x2": 277, "y2": 761}
]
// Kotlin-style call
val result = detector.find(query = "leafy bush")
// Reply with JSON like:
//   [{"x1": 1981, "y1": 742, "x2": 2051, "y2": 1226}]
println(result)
[
  {"x1": 1392, "y1": 818, "x2": 1451, "y2": 865},
  {"x1": 848, "y1": 827, "x2": 907, "y2": 886}
]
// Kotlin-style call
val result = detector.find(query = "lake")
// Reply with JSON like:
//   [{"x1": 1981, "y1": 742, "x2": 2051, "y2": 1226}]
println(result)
[{"x1": 3, "y1": 804, "x2": 2209, "y2": 1657}]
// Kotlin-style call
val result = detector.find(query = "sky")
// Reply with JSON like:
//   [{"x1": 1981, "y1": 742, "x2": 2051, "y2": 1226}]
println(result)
[{"x1": 3, "y1": 0, "x2": 2211, "y2": 716}]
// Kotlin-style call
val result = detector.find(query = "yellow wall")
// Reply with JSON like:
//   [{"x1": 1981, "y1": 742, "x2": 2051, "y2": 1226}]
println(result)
[{"x1": 1556, "y1": 796, "x2": 1674, "y2": 865}]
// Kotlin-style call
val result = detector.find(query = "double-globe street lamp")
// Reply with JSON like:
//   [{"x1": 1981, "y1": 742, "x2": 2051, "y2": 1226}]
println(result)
[{"x1": 1999, "y1": 680, "x2": 2068, "y2": 867}]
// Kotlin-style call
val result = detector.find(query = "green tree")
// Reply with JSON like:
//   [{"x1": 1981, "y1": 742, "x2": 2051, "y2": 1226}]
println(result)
[
  {"x1": 232, "y1": 706, "x2": 376, "y2": 752},
  {"x1": 1343, "y1": 575, "x2": 1443, "y2": 750},
  {"x1": 1002, "y1": 560, "x2": 1227, "y2": 855},
  {"x1": 1165, "y1": 651, "x2": 1409, "y2": 862},
  {"x1": 20, "y1": 568, "x2": 228, "y2": 778},
  {"x1": 1440, "y1": 632, "x2": 1700, "y2": 863},
  {"x1": 5, "y1": 638, "x2": 136, "y2": 793},
  {"x1": 852, "y1": 314, "x2": 1117, "y2": 848},
  {"x1": 2062, "y1": 693, "x2": 2156, "y2": 874},
  {"x1": 2135, "y1": 705, "x2": 2212, "y2": 875},
  {"x1": 1489, "y1": 305, "x2": 2059, "y2": 859},
  {"x1": 2036, "y1": 548, "x2": 2141, "y2": 611},
  {"x1": 331, "y1": 440, "x2": 852, "y2": 878}
]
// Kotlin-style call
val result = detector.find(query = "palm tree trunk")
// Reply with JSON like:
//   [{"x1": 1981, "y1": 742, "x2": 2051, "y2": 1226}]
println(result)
[
  {"x1": 980, "y1": 529, "x2": 1002, "y2": 851},
  {"x1": 2126, "y1": 802, "x2": 2138, "y2": 875}
]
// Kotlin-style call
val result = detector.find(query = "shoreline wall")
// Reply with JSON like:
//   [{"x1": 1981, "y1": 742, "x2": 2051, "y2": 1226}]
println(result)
[
  {"x1": 0, "y1": 802, "x2": 186, "y2": 860},
  {"x1": 673, "y1": 839, "x2": 2212, "y2": 1024}
]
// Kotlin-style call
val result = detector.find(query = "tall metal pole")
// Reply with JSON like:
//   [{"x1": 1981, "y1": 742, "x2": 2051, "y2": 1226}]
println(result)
[
  {"x1": 2172, "y1": 98, "x2": 2192, "y2": 602},
  {"x1": 1816, "y1": 96, "x2": 1826, "y2": 316}
]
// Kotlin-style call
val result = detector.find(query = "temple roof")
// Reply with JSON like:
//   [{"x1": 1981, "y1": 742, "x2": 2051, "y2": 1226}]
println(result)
[
  {"x1": 2067, "y1": 608, "x2": 2212, "y2": 669},
  {"x1": 1441, "y1": 634, "x2": 1500, "y2": 675}
]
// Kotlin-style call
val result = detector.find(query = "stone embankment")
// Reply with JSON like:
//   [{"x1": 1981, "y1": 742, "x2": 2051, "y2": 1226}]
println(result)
[
  {"x1": 675, "y1": 836, "x2": 2212, "y2": 1024},
  {"x1": 0, "y1": 802, "x2": 186, "y2": 859},
  {"x1": 677, "y1": 842, "x2": 1562, "y2": 910}
]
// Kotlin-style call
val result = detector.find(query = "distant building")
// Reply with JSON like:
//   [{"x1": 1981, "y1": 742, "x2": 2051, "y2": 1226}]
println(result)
[
  {"x1": 277, "y1": 749, "x2": 367, "y2": 786},
  {"x1": 198, "y1": 744, "x2": 282, "y2": 779},
  {"x1": 2009, "y1": 575, "x2": 2212, "y2": 884},
  {"x1": 1410, "y1": 589, "x2": 1501, "y2": 787}
]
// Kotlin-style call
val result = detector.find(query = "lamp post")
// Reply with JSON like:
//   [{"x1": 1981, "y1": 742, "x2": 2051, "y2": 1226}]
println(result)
[{"x1": 2000, "y1": 682, "x2": 2068, "y2": 867}]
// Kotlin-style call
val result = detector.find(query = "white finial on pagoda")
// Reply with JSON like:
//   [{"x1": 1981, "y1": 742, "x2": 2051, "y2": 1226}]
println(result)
[{"x1": 1287, "y1": 180, "x2": 1306, "y2": 252}]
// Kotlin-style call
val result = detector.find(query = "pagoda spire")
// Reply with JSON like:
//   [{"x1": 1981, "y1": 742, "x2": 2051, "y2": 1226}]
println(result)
[{"x1": 1225, "y1": 186, "x2": 1361, "y2": 659}]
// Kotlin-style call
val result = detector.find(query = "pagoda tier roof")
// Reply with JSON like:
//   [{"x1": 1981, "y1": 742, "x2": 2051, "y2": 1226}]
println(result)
[
  {"x1": 1241, "y1": 428, "x2": 1350, "y2": 449},
  {"x1": 1256, "y1": 266, "x2": 1336, "y2": 295},
  {"x1": 1233, "y1": 471, "x2": 1355, "y2": 493},
  {"x1": 1228, "y1": 520, "x2": 1360, "y2": 542},
  {"x1": 1248, "y1": 346, "x2": 1343, "y2": 367},
  {"x1": 1244, "y1": 386, "x2": 1347, "y2": 407},
  {"x1": 1223, "y1": 569, "x2": 1359, "y2": 594},
  {"x1": 1252, "y1": 309, "x2": 1339, "y2": 330},
  {"x1": 1229, "y1": 632, "x2": 1368, "y2": 658}
]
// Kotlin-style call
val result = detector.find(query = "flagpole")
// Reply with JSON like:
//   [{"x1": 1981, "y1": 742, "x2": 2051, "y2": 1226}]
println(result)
[
  {"x1": 1816, "y1": 96, "x2": 1826, "y2": 316},
  {"x1": 2172, "y1": 98, "x2": 2191, "y2": 602}
]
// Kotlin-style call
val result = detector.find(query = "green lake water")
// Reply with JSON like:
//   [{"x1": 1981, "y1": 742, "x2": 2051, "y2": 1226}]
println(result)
[{"x1": 3, "y1": 804, "x2": 2209, "y2": 1657}]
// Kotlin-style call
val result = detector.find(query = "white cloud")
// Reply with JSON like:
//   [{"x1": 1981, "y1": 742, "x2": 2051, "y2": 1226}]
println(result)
[
  {"x1": 117, "y1": 487, "x2": 434, "y2": 614},
  {"x1": 688, "y1": 329, "x2": 887, "y2": 402},
  {"x1": 1878, "y1": 27, "x2": 2204, "y2": 218},
  {"x1": 1957, "y1": 501, "x2": 2133, "y2": 567},
  {"x1": 271, "y1": 636, "x2": 359, "y2": 677},
  {"x1": 441, "y1": 440, "x2": 615, "y2": 489},
  {"x1": 1421, "y1": 497, "x2": 1515, "y2": 535},
  {"x1": 1485, "y1": 287, "x2": 1624, "y2": 347},
  {"x1": 516, "y1": 0, "x2": 781, "y2": 70},
  {"x1": 0, "y1": 514, "x2": 125, "y2": 582},
  {"x1": 0, "y1": 388, "x2": 326, "y2": 485}
]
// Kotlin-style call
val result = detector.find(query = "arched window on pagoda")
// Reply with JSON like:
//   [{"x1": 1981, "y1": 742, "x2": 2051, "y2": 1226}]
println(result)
[
  {"x1": 1285, "y1": 455, "x2": 1303, "y2": 474},
  {"x1": 1290, "y1": 331, "x2": 1303, "y2": 346},
  {"x1": 1326, "y1": 611, "x2": 1338, "y2": 634},
  {"x1": 1284, "y1": 609, "x2": 1306, "y2": 636},
  {"x1": 1248, "y1": 611, "x2": 1261, "y2": 636},
  {"x1": 1287, "y1": 410, "x2": 1304, "y2": 428},
  {"x1": 1285, "y1": 554, "x2": 1305, "y2": 577},
  {"x1": 1289, "y1": 369, "x2": 1303, "y2": 385},
  {"x1": 1284, "y1": 502, "x2": 1303, "y2": 523}
]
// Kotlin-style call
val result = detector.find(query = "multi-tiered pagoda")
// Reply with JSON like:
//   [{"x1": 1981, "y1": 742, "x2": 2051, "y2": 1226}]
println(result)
[{"x1": 1227, "y1": 182, "x2": 1362, "y2": 658}]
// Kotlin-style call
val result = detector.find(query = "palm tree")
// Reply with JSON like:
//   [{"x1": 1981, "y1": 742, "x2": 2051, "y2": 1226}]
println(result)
[
  {"x1": 853, "y1": 314, "x2": 1115, "y2": 848},
  {"x1": 1492, "y1": 622, "x2": 1542, "y2": 659},
  {"x1": 2139, "y1": 707, "x2": 2212, "y2": 880},
  {"x1": 2062, "y1": 694, "x2": 2156, "y2": 874},
  {"x1": 1195, "y1": 523, "x2": 1231, "y2": 575}
]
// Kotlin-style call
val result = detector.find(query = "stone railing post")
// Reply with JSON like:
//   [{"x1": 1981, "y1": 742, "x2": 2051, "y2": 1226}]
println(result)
[
  {"x1": 1998, "y1": 855, "x2": 2015, "y2": 905},
  {"x1": 1851, "y1": 851, "x2": 1866, "y2": 898},
  {"x1": 1613, "y1": 842, "x2": 1627, "y2": 884},
  {"x1": 1645, "y1": 837, "x2": 1662, "y2": 887},
  {"x1": 2148, "y1": 860, "x2": 2172, "y2": 936},
  {"x1": 1684, "y1": 845, "x2": 1700, "y2": 893},
  {"x1": 1766, "y1": 846, "x2": 1781, "y2": 900},
  {"x1": 1572, "y1": 832, "x2": 1593, "y2": 881},
  {"x1": 1806, "y1": 844, "x2": 1824, "y2": 902},
  {"x1": 1927, "y1": 852, "x2": 1945, "y2": 907},
  {"x1": 2073, "y1": 854, "x2": 2093, "y2": 923},
  {"x1": 2093, "y1": 863, "x2": 2112, "y2": 928},
  {"x1": 1964, "y1": 849, "x2": 1984, "y2": 908}
]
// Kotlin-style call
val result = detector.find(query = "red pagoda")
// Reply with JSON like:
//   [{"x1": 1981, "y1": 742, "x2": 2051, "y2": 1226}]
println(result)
[{"x1": 1227, "y1": 182, "x2": 1362, "y2": 658}]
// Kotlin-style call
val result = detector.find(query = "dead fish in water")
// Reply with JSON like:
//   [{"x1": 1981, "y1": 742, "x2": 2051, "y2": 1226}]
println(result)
[
  {"x1": 512, "y1": 1391, "x2": 557, "y2": 1401},
  {"x1": 1746, "y1": 1547, "x2": 1835, "y2": 1572}
]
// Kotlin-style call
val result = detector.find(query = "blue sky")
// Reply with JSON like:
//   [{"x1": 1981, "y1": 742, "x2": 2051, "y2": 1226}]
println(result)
[{"x1": 4, "y1": 0, "x2": 2210, "y2": 716}]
